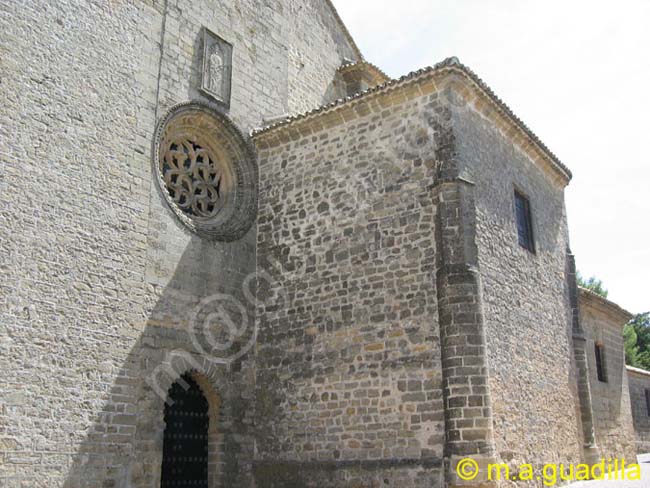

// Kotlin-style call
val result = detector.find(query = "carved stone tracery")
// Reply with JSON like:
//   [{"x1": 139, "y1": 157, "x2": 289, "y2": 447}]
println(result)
[
  {"x1": 154, "y1": 102, "x2": 257, "y2": 241},
  {"x1": 162, "y1": 138, "x2": 226, "y2": 219}
]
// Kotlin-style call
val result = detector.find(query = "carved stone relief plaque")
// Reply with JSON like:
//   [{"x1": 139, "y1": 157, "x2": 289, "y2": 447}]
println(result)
[{"x1": 200, "y1": 28, "x2": 232, "y2": 107}]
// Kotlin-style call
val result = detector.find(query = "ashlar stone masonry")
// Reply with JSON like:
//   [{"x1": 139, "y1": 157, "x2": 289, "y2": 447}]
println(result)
[{"x1": 0, "y1": 0, "x2": 642, "y2": 487}]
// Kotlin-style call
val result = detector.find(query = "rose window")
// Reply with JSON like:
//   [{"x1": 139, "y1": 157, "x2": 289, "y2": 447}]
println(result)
[{"x1": 153, "y1": 102, "x2": 258, "y2": 241}]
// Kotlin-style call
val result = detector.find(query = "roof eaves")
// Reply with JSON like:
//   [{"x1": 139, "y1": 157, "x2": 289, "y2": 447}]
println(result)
[
  {"x1": 578, "y1": 287, "x2": 634, "y2": 323},
  {"x1": 251, "y1": 61, "x2": 443, "y2": 136},
  {"x1": 337, "y1": 60, "x2": 391, "y2": 83},
  {"x1": 626, "y1": 365, "x2": 650, "y2": 378},
  {"x1": 251, "y1": 57, "x2": 572, "y2": 182}
]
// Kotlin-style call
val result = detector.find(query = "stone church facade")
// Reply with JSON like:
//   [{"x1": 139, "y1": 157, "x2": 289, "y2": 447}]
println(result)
[{"x1": 0, "y1": 0, "x2": 641, "y2": 487}]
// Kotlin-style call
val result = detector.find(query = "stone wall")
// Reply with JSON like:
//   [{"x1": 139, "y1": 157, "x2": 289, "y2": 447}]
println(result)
[
  {"x1": 152, "y1": 0, "x2": 359, "y2": 133},
  {"x1": 5, "y1": 0, "x2": 640, "y2": 484},
  {"x1": 451, "y1": 90, "x2": 585, "y2": 472},
  {"x1": 578, "y1": 289, "x2": 636, "y2": 460},
  {"x1": 1, "y1": 2, "x2": 160, "y2": 485},
  {"x1": 286, "y1": 0, "x2": 360, "y2": 114},
  {"x1": 253, "y1": 81, "x2": 446, "y2": 487},
  {"x1": 627, "y1": 367, "x2": 650, "y2": 453},
  {"x1": 0, "y1": 0, "x2": 358, "y2": 486}
]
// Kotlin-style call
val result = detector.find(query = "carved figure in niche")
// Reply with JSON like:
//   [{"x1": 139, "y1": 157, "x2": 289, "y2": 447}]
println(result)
[{"x1": 209, "y1": 43, "x2": 223, "y2": 95}]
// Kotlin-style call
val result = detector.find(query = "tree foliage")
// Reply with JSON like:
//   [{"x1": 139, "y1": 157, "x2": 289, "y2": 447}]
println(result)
[
  {"x1": 576, "y1": 271, "x2": 608, "y2": 298},
  {"x1": 626, "y1": 312, "x2": 650, "y2": 370},
  {"x1": 574, "y1": 272, "x2": 648, "y2": 370}
]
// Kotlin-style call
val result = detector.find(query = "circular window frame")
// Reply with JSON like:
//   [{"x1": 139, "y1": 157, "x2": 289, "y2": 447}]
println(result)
[{"x1": 153, "y1": 101, "x2": 257, "y2": 241}]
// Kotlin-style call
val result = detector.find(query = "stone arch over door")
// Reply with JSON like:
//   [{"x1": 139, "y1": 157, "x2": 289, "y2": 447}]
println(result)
[{"x1": 144, "y1": 356, "x2": 235, "y2": 488}]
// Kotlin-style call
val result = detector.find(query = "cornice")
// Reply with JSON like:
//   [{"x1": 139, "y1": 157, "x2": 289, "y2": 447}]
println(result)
[
  {"x1": 251, "y1": 57, "x2": 572, "y2": 185},
  {"x1": 578, "y1": 287, "x2": 633, "y2": 325},
  {"x1": 337, "y1": 60, "x2": 390, "y2": 84},
  {"x1": 626, "y1": 365, "x2": 650, "y2": 378}
]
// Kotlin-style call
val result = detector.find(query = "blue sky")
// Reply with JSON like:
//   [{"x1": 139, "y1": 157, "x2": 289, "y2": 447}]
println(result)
[{"x1": 334, "y1": 0, "x2": 650, "y2": 313}]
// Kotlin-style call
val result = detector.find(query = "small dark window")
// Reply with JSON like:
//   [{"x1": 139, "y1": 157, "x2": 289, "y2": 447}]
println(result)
[
  {"x1": 594, "y1": 344, "x2": 607, "y2": 383},
  {"x1": 514, "y1": 191, "x2": 535, "y2": 252},
  {"x1": 645, "y1": 389, "x2": 650, "y2": 416}
]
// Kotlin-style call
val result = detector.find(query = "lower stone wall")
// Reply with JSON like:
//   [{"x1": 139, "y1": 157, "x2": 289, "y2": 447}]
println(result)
[
  {"x1": 627, "y1": 367, "x2": 650, "y2": 453},
  {"x1": 128, "y1": 329, "x2": 256, "y2": 488},
  {"x1": 253, "y1": 75, "x2": 447, "y2": 484},
  {"x1": 253, "y1": 460, "x2": 443, "y2": 487},
  {"x1": 453, "y1": 101, "x2": 584, "y2": 470},
  {"x1": 0, "y1": 0, "x2": 261, "y2": 486},
  {"x1": 579, "y1": 290, "x2": 636, "y2": 461}
]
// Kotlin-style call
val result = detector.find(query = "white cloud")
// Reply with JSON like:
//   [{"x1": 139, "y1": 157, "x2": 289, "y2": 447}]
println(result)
[{"x1": 334, "y1": 0, "x2": 650, "y2": 312}]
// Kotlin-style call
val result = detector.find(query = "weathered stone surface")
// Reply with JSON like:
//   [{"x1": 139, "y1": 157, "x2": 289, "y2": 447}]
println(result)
[
  {"x1": 627, "y1": 367, "x2": 650, "y2": 453},
  {"x1": 254, "y1": 86, "x2": 446, "y2": 486},
  {"x1": 0, "y1": 0, "x2": 358, "y2": 486},
  {"x1": 0, "y1": 0, "x2": 640, "y2": 487},
  {"x1": 579, "y1": 289, "x2": 636, "y2": 461},
  {"x1": 451, "y1": 89, "x2": 585, "y2": 472}
]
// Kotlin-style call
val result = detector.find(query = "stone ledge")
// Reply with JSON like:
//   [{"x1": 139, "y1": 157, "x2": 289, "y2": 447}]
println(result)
[
  {"x1": 252, "y1": 456, "x2": 443, "y2": 470},
  {"x1": 626, "y1": 365, "x2": 650, "y2": 378}
]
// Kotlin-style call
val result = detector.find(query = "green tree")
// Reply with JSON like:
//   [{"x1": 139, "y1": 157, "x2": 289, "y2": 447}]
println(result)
[
  {"x1": 576, "y1": 271, "x2": 608, "y2": 298},
  {"x1": 574, "y1": 272, "x2": 648, "y2": 370},
  {"x1": 628, "y1": 312, "x2": 650, "y2": 370}
]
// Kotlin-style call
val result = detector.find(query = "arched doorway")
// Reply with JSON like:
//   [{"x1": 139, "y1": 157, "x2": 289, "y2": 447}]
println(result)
[{"x1": 161, "y1": 373, "x2": 209, "y2": 487}]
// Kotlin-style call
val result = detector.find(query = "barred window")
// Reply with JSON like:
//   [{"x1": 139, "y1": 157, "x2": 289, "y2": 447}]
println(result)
[{"x1": 514, "y1": 191, "x2": 535, "y2": 252}]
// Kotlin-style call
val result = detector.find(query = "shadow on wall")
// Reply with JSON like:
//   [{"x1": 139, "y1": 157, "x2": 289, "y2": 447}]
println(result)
[
  {"x1": 62, "y1": 233, "x2": 257, "y2": 488},
  {"x1": 322, "y1": 73, "x2": 347, "y2": 107}
]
